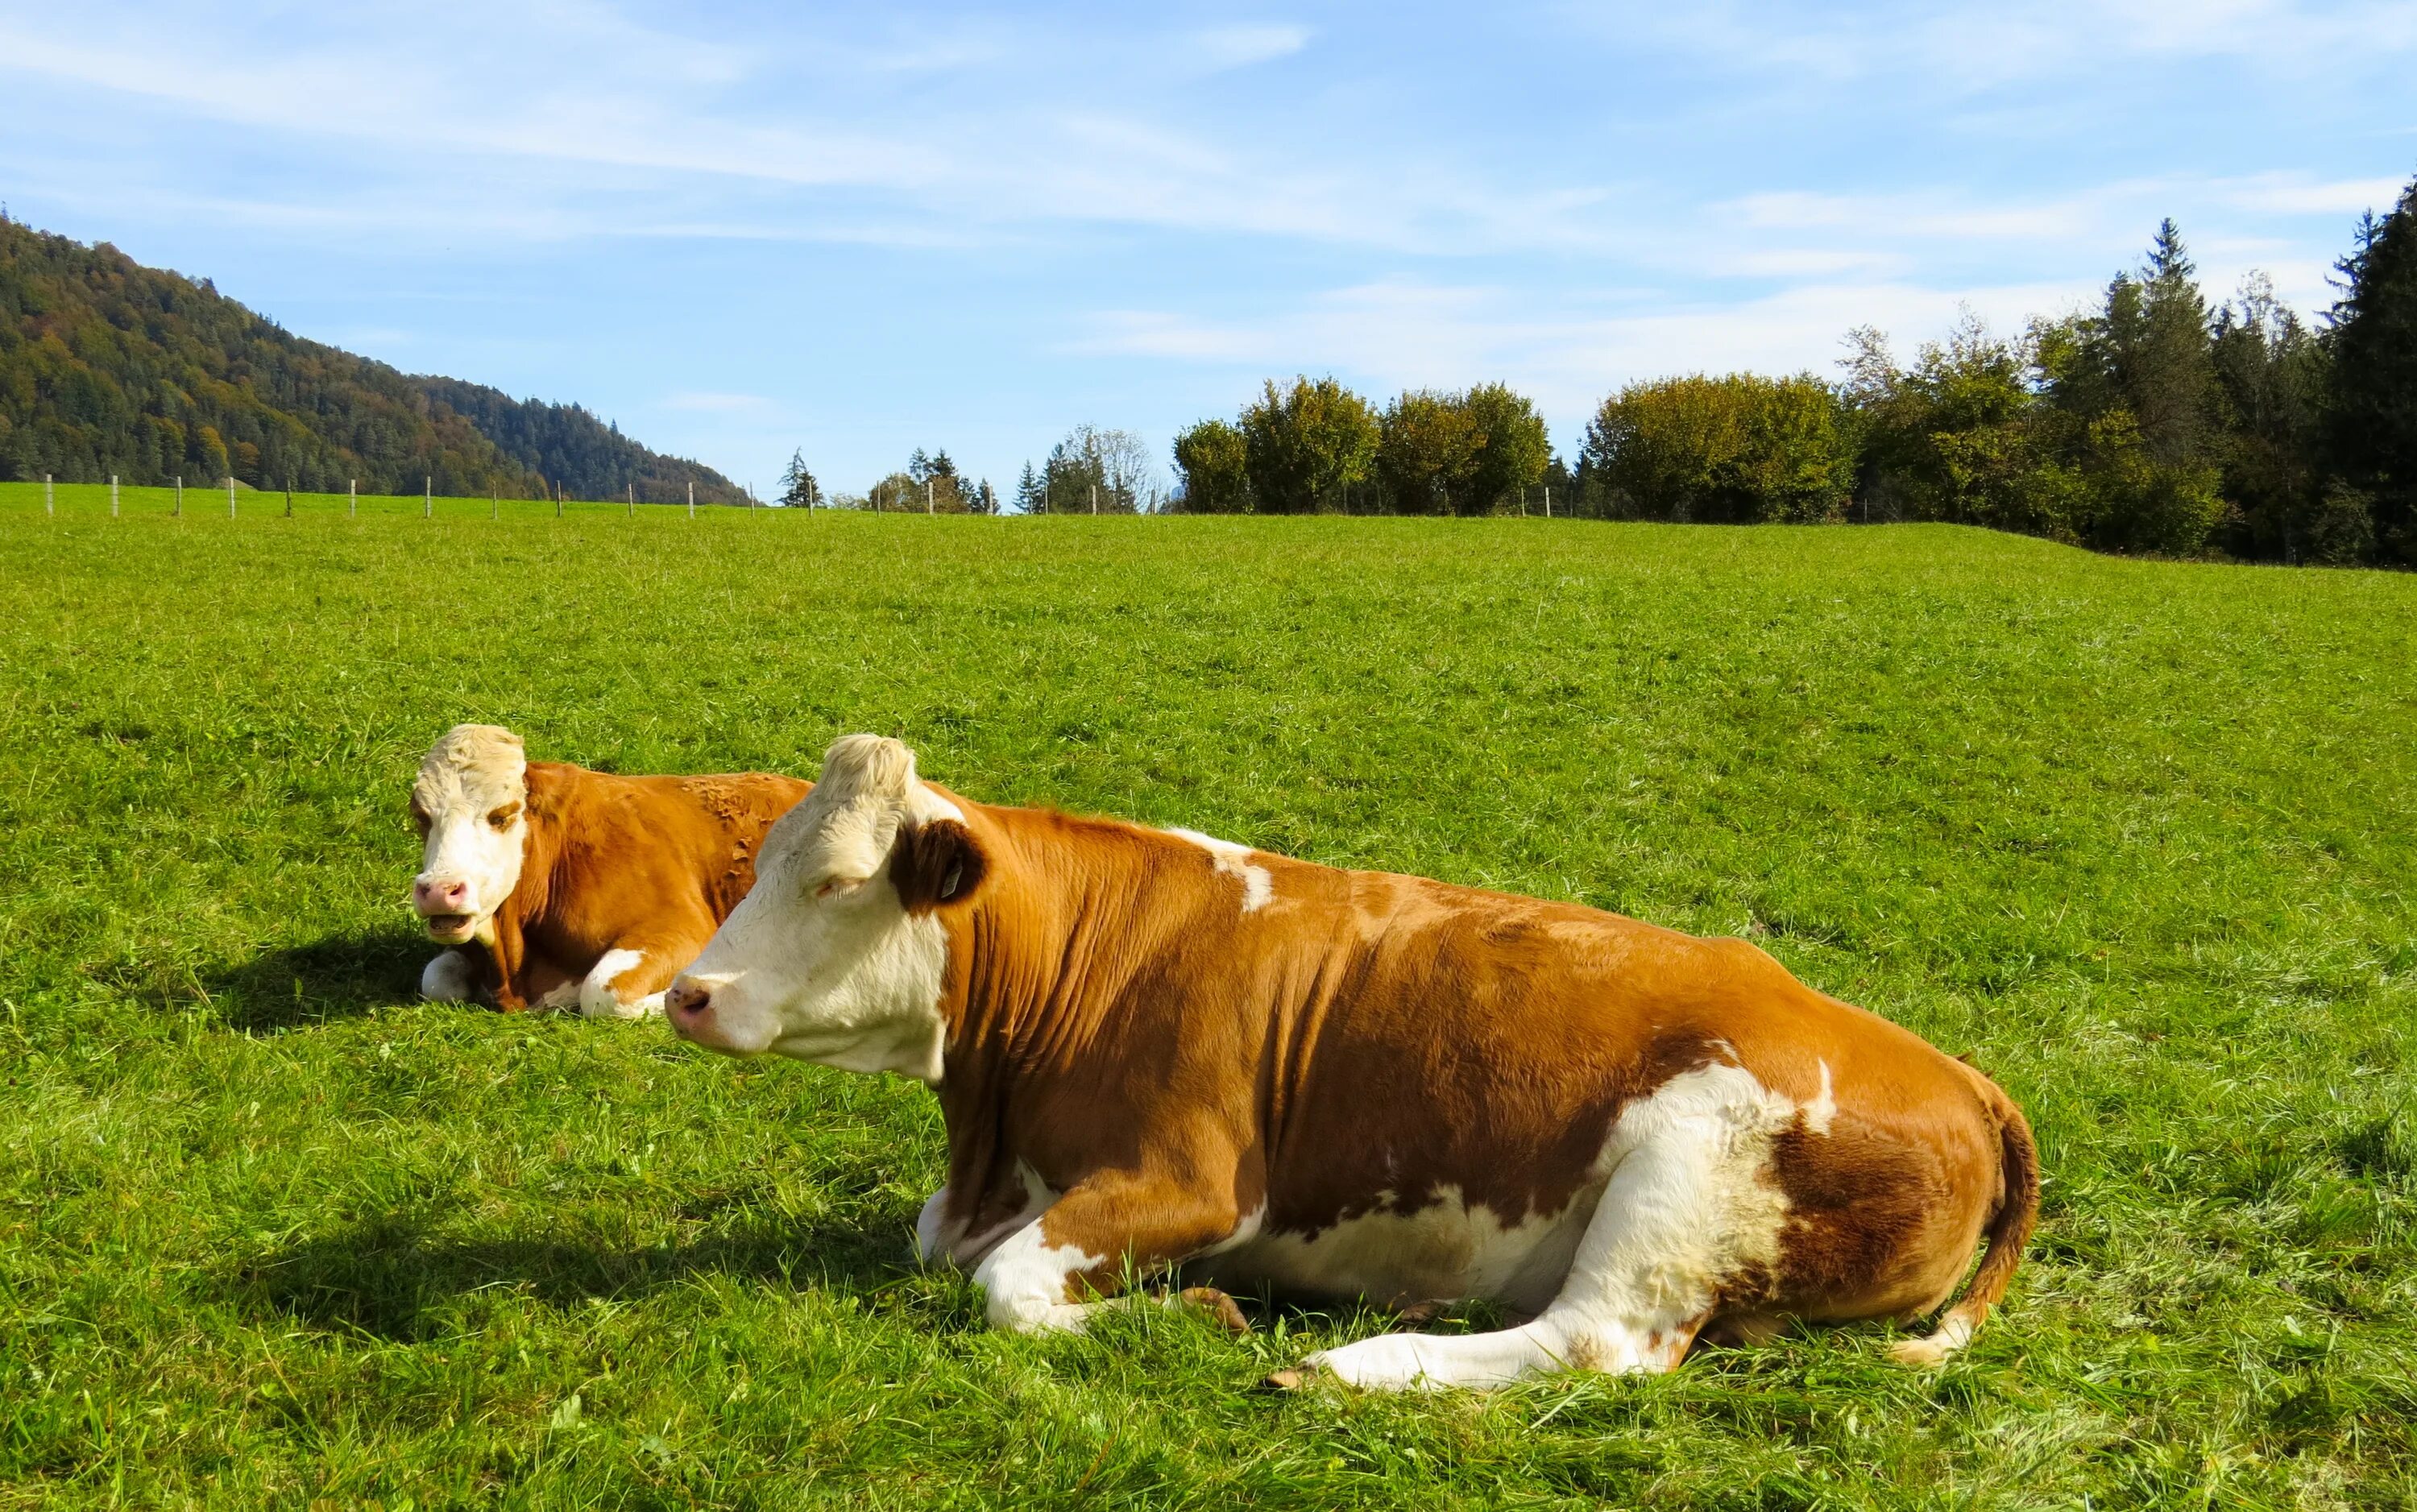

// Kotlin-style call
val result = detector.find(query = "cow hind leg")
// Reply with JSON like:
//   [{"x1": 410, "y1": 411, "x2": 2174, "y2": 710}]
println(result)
[{"x1": 1298, "y1": 1070, "x2": 1785, "y2": 1391}]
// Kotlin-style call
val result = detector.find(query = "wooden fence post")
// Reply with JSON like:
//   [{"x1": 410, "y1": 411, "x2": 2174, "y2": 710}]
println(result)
[
  {"x1": 44, "y1": 474, "x2": 52, "y2": 516},
  {"x1": 350, "y1": 479, "x2": 356, "y2": 517},
  {"x1": 175, "y1": 475, "x2": 184, "y2": 516},
  {"x1": 227, "y1": 476, "x2": 235, "y2": 517},
  {"x1": 284, "y1": 478, "x2": 293, "y2": 518},
  {"x1": 688, "y1": 480, "x2": 695, "y2": 520},
  {"x1": 627, "y1": 485, "x2": 634, "y2": 518},
  {"x1": 425, "y1": 477, "x2": 432, "y2": 518},
  {"x1": 110, "y1": 475, "x2": 119, "y2": 517}
]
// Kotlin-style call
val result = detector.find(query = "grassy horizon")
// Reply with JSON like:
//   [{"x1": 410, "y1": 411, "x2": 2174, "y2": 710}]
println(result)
[{"x1": 2, "y1": 502, "x2": 2412, "y2": 1508}]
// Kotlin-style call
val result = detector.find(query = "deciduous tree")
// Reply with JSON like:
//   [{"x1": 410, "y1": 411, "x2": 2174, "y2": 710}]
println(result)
[{"x1": 1241, "y1": 376, "x2": 1378, "y2": 514}]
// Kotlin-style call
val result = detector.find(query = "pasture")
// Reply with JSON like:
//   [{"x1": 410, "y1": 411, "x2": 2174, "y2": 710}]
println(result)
[{"x1": 1, "y1": 482, "x2": 2412, "y2": 1509}]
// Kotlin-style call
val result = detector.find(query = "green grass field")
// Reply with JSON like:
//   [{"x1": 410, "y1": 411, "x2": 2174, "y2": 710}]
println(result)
[{"x1": 2, "y1": 482, "x2": 2413, "y2": 1509}]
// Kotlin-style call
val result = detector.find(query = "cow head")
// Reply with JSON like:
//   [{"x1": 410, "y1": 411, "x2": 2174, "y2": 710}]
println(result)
[
  {"x1": 408, "y1": 723, "x2": 529, "y2": 945},
  {"x1": 666, "y1": 735, "x2": 986, "y2": 1080}
]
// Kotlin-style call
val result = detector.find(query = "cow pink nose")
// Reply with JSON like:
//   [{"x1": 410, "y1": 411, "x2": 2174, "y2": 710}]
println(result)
[
  {"x1": 665, "y1": 980, "x2": 711, "y2": 1020},
  {"x1": 416, "y1": 878, "x2": 469, "y2": 910}
]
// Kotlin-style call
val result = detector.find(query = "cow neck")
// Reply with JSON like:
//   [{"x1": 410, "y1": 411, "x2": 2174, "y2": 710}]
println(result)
[
  {"x1": 507, "y1": 762, "x2": 569, "y2": 942},
  {"x1": 933, "y1": 807, "x2": 1153, "y2": 1139}
]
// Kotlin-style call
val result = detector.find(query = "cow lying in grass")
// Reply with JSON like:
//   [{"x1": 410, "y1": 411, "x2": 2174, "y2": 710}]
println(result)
[
  {"x1": 665, "y1": 735, "x2": 2039, "y2": 1390},
  {"x1": 409, "y1": 723, "x2": 810, "y2": 1017}
]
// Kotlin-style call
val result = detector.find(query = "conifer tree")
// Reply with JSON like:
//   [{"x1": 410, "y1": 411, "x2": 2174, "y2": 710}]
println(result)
[
  {"x1": 2328, "y1": 175, "x2": 2417, "y2": 563},
  {"x1": 777, "y1": 449, "x2": 819, "y2": 508}
]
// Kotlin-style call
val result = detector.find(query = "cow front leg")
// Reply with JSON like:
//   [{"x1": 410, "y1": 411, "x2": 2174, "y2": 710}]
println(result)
[
  {"x1": 578, "y1": 943, "x2": 691, "y2": 1020},
  {"x1": 971, "y1": 1174, "x2": 1241, "y2": 1335},
  {"x1": 420, "y1": 949, "x2": 480, "y2": 1002}
]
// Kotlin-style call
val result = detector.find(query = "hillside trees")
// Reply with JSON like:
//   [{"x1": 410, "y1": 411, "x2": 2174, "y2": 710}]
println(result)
[
  {"x1": 2210, "y1": 277, "x2": 2341, "y2": 561},
  {"x1": 2328, "y1": 177, "x2": 2417, "y2": 563},
  {"x1": 0, "y1": 219, "x2": 734, "y2": 500},
  {"x1": 1582, "y1": 373, "x2": 1853, "y2": 523},
  {"x1": 1038, "y1": 426, "x2": 1153, "y2": 512},
  {"x1": 1171, "y1": 418, "x2": 1251, "y2": 512},
  {"x1": 1373, "y1": 384, "x2": 1552, "y2": 516},
  {"x1": 1843, "y1": 318, "x2": 2077, "y2": 535},
  {"x1": 1374, "y1": 390, "x2": 1479, "y2": 514},
  {"x1": 1174, "y1": 378, "x2": 1546, "y2": 515},
  {"x1": 1241, "y1": 377, "x2": 1379, "y2": 513},
  {"x1": 1460, "y1": 383, "x2": 1553, "y2": 516}
]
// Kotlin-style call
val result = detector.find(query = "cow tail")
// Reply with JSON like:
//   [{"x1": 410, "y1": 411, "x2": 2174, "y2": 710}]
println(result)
[{"x1": 1893, "y1": 1071, "x2": 2040, "y2": 1365}]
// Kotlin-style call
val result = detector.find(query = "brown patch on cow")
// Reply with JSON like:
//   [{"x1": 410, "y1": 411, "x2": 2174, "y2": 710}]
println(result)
[
  {"x1": 1702, "y1": 1313, "x2": 1785, "y2": 1348},
  {"x1": 442, "y1": 758, "x2": 810, "y2": 1011}
]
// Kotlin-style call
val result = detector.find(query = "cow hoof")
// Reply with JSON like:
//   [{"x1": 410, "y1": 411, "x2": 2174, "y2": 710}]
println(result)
[
  {"x1": 1262, "y1": 1365, "x2": 1320, "y2": 1392},
  {"x1": 1392, "y1": 1299, "x2": 1452, "y2": 1329},
  {"x1": 1177, "y1": 1286, "x2": 1250, "y2": 1336}
]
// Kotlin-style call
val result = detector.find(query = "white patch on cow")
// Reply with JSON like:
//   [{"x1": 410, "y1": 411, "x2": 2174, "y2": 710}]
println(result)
[
  {"x1": 1166, "y1": 827, "x2": 1274, "y2": 913},
  {"x1": 1204, "y1": 1187, "x2": 1586, "y2": 1318},
  {"x1": 920, "y1": 1163, "x2": 1055, "y2": 1269},
  {"x1": 670, "y1": 735, "x2": 952, "y2": 1082},
  {"x1": 420, "y1": 949, "x2": 480, "y2": 1002},
  {"x1": 537, "y1": 980, "x2": 582, "y2": 1012},
  {"x1": 1802, "y1": 1060, "x2": 1837, "y2": 1136},
  {"x1": 914, "y1": 1187, "x2": 953, "y2": 1266},
  {"x1": 910, "y1": 783, "x2": 964, "y2": 823},
  {"x1": 580, "y1": 948, "x2": 657, "y2": 1019},
  {"x1": 973, "y1": 1219, "x2": 1107, "y2": 1333},
  {"x1": 1196, "y1": 1203, "x2": 1267, "y2": 1260},
  {"x1": 410, "y1": 724, "x2": 529, "y2": 944},
  {"x1": 1299, "y1": 1062, "x2": 1810, "y2": 1391}
]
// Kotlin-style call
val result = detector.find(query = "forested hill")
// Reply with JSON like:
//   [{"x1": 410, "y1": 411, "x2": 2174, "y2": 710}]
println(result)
[
  {"x1": 0, "y1": 219, "x2": 740, "y2": 502},
  {"x1": 408, "y1": 376, "x2": 739, "y2": 507}
]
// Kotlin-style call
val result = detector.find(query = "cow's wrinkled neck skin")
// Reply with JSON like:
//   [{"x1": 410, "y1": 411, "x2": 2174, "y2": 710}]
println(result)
[{"x1": 924, "y1": 810, "x2": 1221, "y2": 1234}]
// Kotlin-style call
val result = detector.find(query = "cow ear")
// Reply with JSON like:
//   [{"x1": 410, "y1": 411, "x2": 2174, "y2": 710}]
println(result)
[{"x1": 891, "y1": 818, "x2": 989, "y2": 915}]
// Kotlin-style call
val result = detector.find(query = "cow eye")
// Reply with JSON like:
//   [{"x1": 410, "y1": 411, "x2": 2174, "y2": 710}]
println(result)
[
  {"x1": 409, "y1": 802, "x2": 431, "y2": 835},
  {"x1": 487, "y1": 804, "x2": 520, "y2": 831}
]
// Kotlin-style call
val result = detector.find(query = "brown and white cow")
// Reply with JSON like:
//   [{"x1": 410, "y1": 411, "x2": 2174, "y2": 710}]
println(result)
[
  {"x1": 409, "y1": 724, "x2": 810, "y2": 1017},
  {"x1": 664, "y1": 735, "x2": 2038, "y2": 1390}
]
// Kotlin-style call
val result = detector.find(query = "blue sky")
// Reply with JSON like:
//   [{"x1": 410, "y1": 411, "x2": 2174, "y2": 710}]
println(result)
[{"x1": 3, "y1": 1, "x2": 2413, "y2": 499}]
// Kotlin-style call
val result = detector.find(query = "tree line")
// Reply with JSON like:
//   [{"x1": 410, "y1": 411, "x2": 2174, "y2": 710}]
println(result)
[
  {"x1": 781, "y1": 426, "x2": 1162, "y2": 515},
  {"x1": 0, "y1": 217, "x2": 742, "y2": 503},
  {"x1": 1152, "y1": 176, "x2": 2417, "y2": 565}
]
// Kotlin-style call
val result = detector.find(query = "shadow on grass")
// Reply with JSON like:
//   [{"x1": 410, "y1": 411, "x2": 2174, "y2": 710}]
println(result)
[
  {"x1": 205, "y1": 923, "x2": 433, "y2": 1032},
  {"x1": 230, "y1": 1207, "x2": 923, "y2": 1341}
]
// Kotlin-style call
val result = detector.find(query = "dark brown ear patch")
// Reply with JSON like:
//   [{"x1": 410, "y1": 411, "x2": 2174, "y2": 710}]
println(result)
[{"x1": 891, "y1": 818, "x2": 989, "y2": 915}]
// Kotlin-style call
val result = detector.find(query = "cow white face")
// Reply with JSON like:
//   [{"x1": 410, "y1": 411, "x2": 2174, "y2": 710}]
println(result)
[
  {"x1": 667, "y1": 735, "x2": 985, "y2": 1082},
  {"x1": 408, "y1": 723, "x2": 529, "y2": 946}
]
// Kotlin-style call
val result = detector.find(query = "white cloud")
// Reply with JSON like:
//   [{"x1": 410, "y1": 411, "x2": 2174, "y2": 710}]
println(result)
[{"x1": 1185, "y1": 23, "x2": 1312, "y2": 69}]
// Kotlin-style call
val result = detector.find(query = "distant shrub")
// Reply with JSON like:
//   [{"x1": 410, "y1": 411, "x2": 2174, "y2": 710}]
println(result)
[{"x1": 1581, "y1": 373, "x2": 1852, "y2": 524}]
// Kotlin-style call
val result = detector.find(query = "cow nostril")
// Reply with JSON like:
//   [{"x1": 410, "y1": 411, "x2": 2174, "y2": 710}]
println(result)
[{"x1": 667, "y1": 982, "x2": 711, "y2": 1018}]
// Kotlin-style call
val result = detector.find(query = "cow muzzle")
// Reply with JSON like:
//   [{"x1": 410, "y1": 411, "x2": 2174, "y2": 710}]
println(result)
[
  {"x1": 665, "y1": 972, "x2": 766, "y2": 1055},
  {"x1": 413, "y1": 876, "x2": 479, "y2": 942}
]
